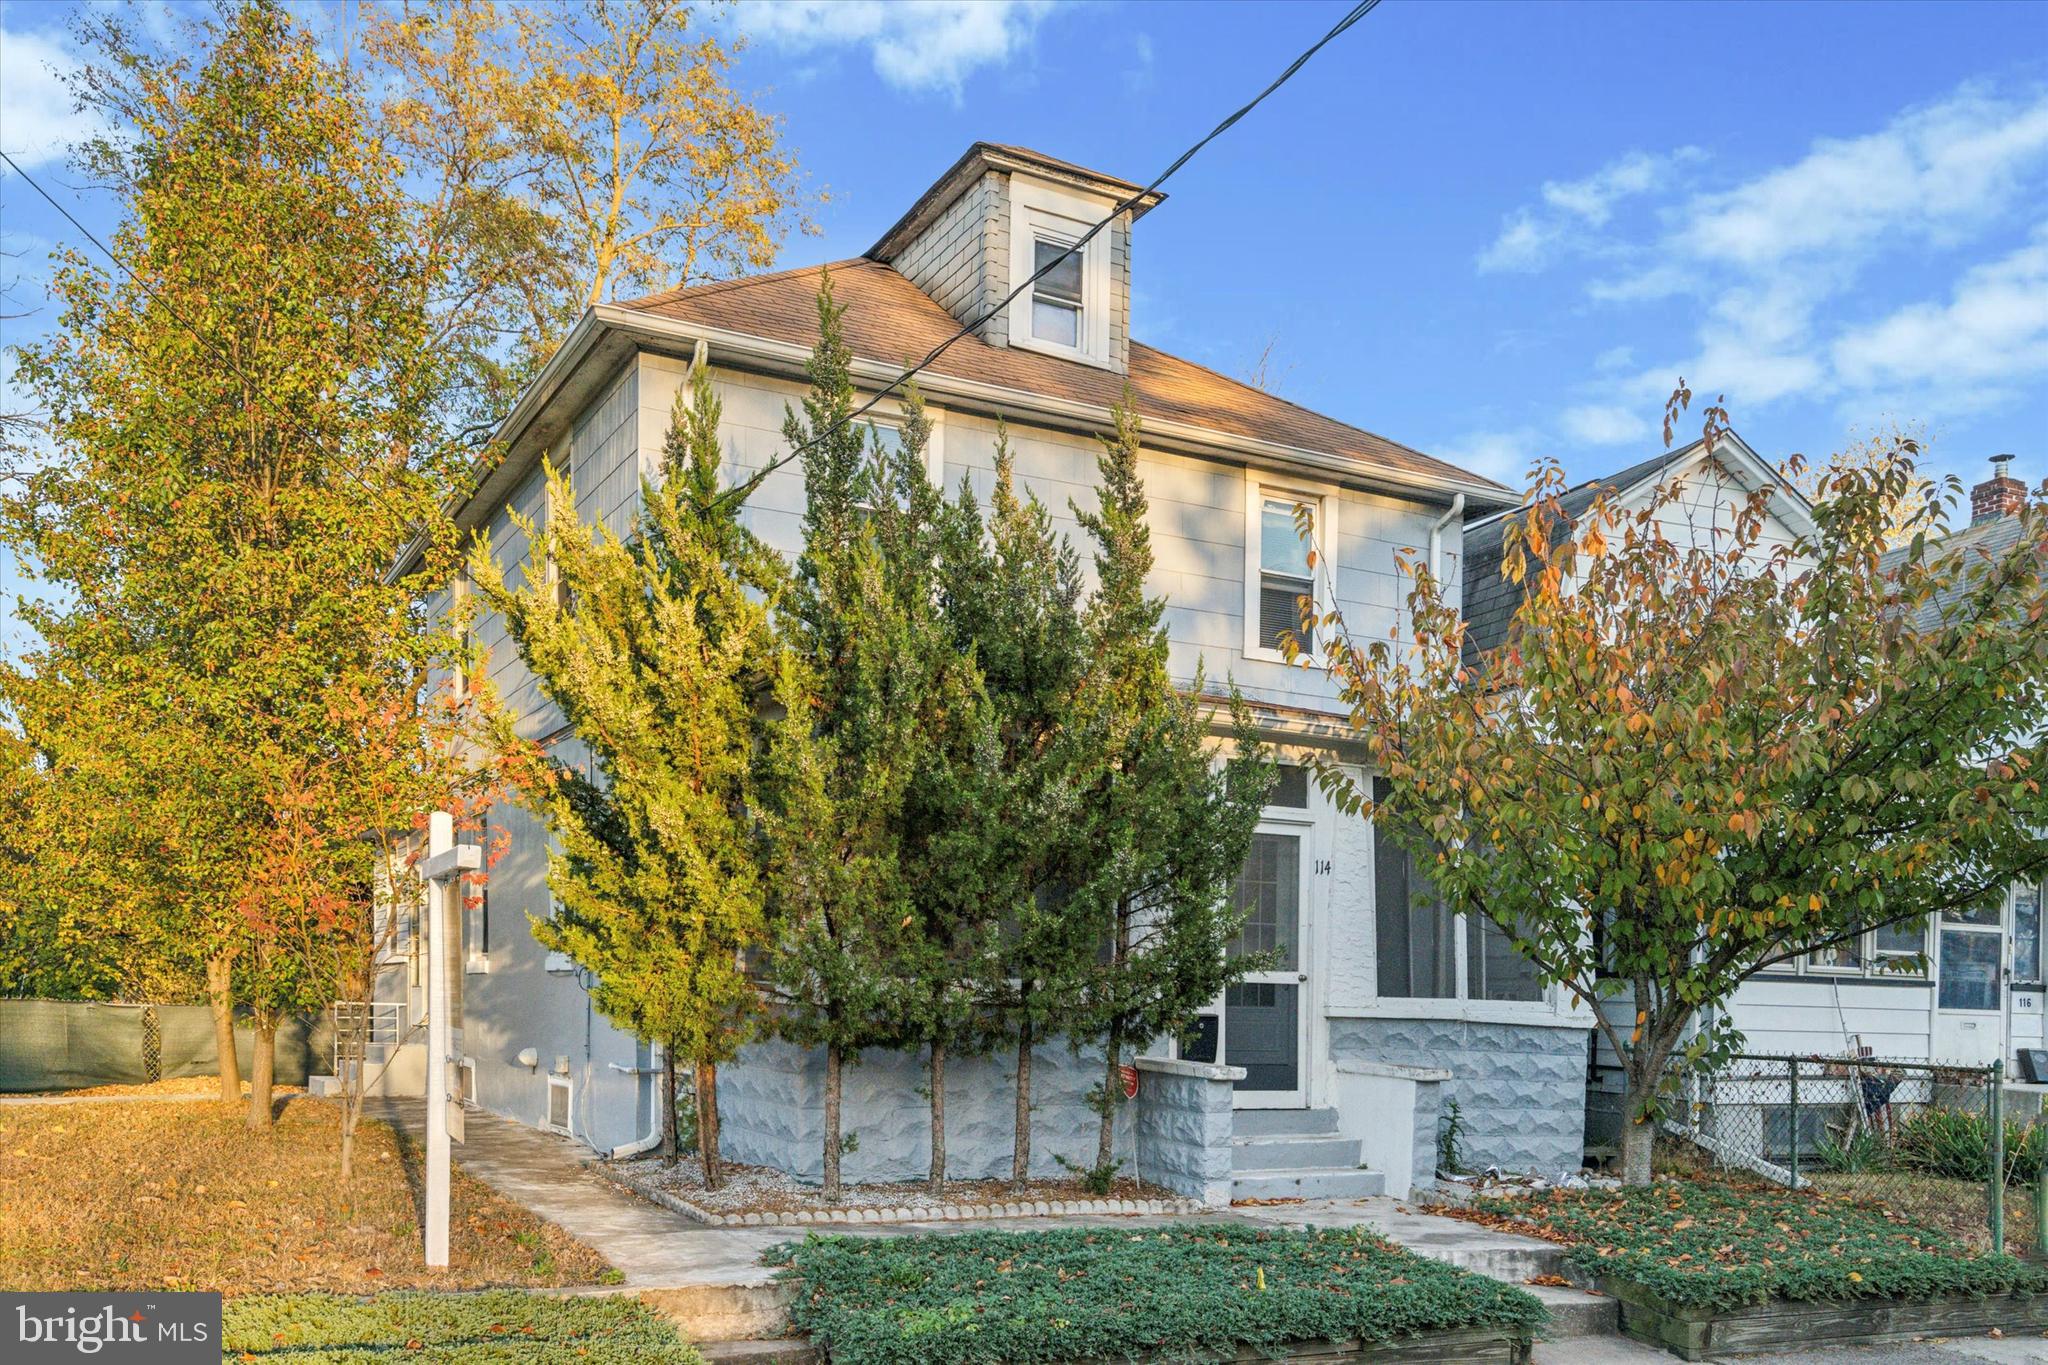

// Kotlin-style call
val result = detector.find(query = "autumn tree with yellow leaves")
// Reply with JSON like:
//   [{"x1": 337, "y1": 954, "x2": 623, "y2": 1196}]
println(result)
[{"x1": 1311, "y1": 402, "x2": 2046, "y2": 1185}]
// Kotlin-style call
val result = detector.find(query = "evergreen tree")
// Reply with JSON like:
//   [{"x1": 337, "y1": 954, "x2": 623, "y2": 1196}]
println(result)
[
  {"x1": 473, "y1": 360, "x2": 782, "y2": 1187},
  {"x1": 757, "y1": 273, "x2": 931, "y2": 1199},
  {"x1": 939, "y1": 425, "x2": 1095, "y2": 1189},
  {"x1": 1064, "y1": 403, "x2": 1273, "y2": 1179}
]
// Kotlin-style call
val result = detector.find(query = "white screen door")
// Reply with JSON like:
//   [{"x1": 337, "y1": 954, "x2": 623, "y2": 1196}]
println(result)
[
  {"x1": 1215, "y1": 827, "x2": 1311, "y2": 1107},
  {"x1": 1934, "y1": 903, "x2": 2005, "y2": 1067}
]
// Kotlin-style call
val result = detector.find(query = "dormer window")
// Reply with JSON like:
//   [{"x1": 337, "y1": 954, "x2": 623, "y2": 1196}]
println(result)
[
  {"x1": 1008, "y1": 177, "x2": 1113, "y2": 368},
  {"x1": 1031, "y1": 238, "x2": 1084, "y2": 347}
]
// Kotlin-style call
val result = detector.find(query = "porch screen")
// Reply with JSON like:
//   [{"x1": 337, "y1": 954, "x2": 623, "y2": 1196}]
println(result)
[
  {"x1": 1373, "y1": 778, "x2": 1455, "y2": 998},
  {"x1": 1467, "y1": 914, "x2": 1543, "y2": 1002}
]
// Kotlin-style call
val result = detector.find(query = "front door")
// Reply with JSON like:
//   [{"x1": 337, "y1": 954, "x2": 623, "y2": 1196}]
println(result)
[
  {"x1": 1218, "y1": 826, "x2": 1312, "y2": 1107},
  {"x1": 1934, "y1": 903, "x2": 2005, "y2": 1067}
]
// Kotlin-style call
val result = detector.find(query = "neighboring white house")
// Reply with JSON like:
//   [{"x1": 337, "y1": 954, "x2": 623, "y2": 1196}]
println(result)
[
  {"x1": 368, "y1": 143, "x2": 1603, "y2": 1204},
  {"x1": 1462, "y1": 444, "x2": 2045, "y2": 1151}
]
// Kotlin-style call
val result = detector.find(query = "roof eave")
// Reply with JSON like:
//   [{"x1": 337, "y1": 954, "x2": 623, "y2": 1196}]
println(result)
[{"x1": 598, "y1": 304, "x2": 1512, "y2": 510}]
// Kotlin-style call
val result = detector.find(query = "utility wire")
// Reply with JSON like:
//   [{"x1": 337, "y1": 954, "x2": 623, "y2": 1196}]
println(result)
[
  {"x1": 721, "y1": 0, "x2": 1383, "y2": 507},
  {"x1": 0, "y1": 147, "x2": 424, "y2": 529}
]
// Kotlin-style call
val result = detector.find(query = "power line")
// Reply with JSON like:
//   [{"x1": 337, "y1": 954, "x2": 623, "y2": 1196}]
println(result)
[{"x1": 720, "y1": 0, "x2": 1383, "y2": 507}]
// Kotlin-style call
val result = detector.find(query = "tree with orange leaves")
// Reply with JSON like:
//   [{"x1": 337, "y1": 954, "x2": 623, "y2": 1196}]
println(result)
[{"x1": 1311, "y1": 397, "x2": 2046, "y2": 1185}]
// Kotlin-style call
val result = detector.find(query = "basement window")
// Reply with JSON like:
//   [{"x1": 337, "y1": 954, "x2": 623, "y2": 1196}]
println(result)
[{"x1": 544, "y1": 1074, "x2": 572, "y2": 1135}]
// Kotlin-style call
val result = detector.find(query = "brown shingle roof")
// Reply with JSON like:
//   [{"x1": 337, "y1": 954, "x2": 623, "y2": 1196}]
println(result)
[{"x1": 621, "y1": 258, "x2": 1504, "y2": 495}]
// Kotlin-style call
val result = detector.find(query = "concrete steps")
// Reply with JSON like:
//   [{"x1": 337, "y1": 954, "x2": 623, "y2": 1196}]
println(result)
[
  {"x1": 1230, "y1": 1132, "x2": 1362, "y2": 1172},
  {"x1": 1230, "y1": 1108, "x2": 1384, "y2": 1202},
  {"x1": 1233, "y1": 1106, "x2": 1341, "y2": 1137},
  {"x1": 1523, "y1": 1282, "x2": 1620, "y2": 1339}
]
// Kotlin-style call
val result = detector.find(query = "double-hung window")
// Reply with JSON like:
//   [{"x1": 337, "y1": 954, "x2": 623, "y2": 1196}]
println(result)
[
  {"x1": 1031, "y1": 238, "x2": 1084, "y2": 348},
  {"x1": 1245, "y1": 478, "x2": 1336, "y2": 662},
  {"x1": 1008, "y1": 178, "x2": 1112, "y2": 367}
]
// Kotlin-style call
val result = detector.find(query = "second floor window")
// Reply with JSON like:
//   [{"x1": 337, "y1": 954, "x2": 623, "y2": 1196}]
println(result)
[
  {"x1": 1031, "y1": 238, "x2": 1083, "y2": 347},
  {"x1": 1259, "y1": 497, "x2": 1316, "y2": 653}
]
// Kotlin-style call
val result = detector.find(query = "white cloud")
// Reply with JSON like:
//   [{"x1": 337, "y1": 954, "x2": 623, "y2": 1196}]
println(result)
[
  {"x1": 0, "y1": 27, "x2": 101, "y2": 170},
  {"x1": 1559, "y1": 403, "x2": 1652, "y2": 446},
  {"x1": 738, "y1": 1, "x2": 1054, "y2": 99},
  {"x1": 1436, "y1": 428, "x2": 1541, "y2": 485},
  {"x1": 1679, "y1": 88, "x2": 2048, "y2": 269},
  {"x1": 1831, "y1": 226, "x2": 2048, "y2": 408},
  {"x1": 1477, "y1": 148, "x2": 1703, "y2": 273},
  {"x1": 1482, "y1": 82, "x2": 2048, "y2": 435}
]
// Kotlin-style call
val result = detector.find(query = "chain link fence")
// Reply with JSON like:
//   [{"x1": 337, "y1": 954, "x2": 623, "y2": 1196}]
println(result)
[{"x1": 1664, "y1": 1053, "x2": 2045, "y2": 1257}]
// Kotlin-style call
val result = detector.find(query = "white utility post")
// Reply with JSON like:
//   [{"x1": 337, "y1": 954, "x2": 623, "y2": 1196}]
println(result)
[{"x1": 417, "y1": 810, "x2": 480, "y2": 1268}]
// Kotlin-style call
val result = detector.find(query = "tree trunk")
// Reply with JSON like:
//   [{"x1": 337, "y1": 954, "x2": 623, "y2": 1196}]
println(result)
[
  {"x1": 246, "y1": 1012, "x2": 276, "y2": 1132},
  {"x1": 659, "y1": 1048, "x2": 678, "y2": 1161},
  {"x1": 1010, "y1": 1011, "x2": 1034, "y2": 1190},
  {"x1": 1095, "y1": 1015, "x2": 1124, "y2": 1175},
  {"x1": 696, "y1": 1060, "x2": 722, "y2": 1191},
  {"x1": 1620, "y1": 1108, "x2": 1655, "y2": 1186},
  {"x1": 823, "y1": 1043, "x2": 843, "y2": 1201},
  {"x1": 927, "y1": 1037, "x2": 947, "y2": 1197},
  {"x1": 207, "y1": 953, "x2": 240, "y2": 1103}
]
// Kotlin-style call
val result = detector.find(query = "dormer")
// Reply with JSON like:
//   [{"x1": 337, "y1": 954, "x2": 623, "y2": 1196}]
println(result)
[{"x1": 865, "y1": 143, "x2": 1163, "y2": 374}]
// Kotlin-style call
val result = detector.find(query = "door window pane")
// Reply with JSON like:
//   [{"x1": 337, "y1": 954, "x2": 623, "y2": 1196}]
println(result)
[
  {"x1": 1468, "y1": 915, "x2": 1542, "y2": 1001},
  {"x1": 1229, "y1": 832, "x2": 1299, "y2": 971},
  {"x1": 2016, "y1": 884, "x2": 2042, "y2": 985},
  {"x1": 1225, "y1": 982, "x2": 1299, "y2": 1092},
  {"x1": 1938, "y1": 931, "x2": 2001, "y2": 1011},
  {"x1": 1374, "y1": 778, "x2": 1455, "y2": 998}
]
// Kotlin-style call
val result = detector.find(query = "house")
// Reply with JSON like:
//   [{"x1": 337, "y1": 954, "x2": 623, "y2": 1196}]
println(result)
[
  {"x1": 1462, "y1": 443, "x2": 2044, "y2": 1152},
  {"x1": 368, "y1": 143, "x2": 1601, "y2": 1205}
]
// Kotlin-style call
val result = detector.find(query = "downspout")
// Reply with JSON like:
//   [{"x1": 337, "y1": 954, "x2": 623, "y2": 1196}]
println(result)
[
  {"x1": 1428, "y1": 494, "x2": 1465, "y2": 585},
  {"x1": 607, "y1": 1043, "x2": 664, "y2": 1158}
]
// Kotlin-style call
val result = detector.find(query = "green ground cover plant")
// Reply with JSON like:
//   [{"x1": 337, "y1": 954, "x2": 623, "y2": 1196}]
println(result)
[
  {"x1": 222, "y1": 1291, "x2": 703, "y2": 1363},
  {"x1": 1451, "y1": 1180, "x2": 2048, "y2": 1310},
  {"x1": 767, "y1": 1225, "x2": 1545, "y2": 1364}
]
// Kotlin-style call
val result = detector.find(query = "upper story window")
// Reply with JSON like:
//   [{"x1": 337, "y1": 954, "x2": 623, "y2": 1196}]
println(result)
[
  {"x1": 1008, "y1": 177, "x2": 1113, "y2": 368},
  {"x1": 1259, "y1": 498, "x2": 1316, "y2": 653},
  {"x1": 1031, "y1": 238, "x2": 1084, "y2": 347},
  {"x1": 1244, "y1": 476, "x2": 1337, "y2": 662}
]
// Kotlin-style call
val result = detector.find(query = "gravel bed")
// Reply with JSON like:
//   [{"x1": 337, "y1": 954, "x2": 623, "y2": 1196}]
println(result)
[{"x1": 597, "y1": 1153, "x2": 1205, "y2": 1226}]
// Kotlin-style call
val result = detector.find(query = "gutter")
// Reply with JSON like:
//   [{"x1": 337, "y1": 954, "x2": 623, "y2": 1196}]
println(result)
[
  {"x1": 1428, "y1": 493, "x2": 1465, "y2": 583},
  {"x1": 589, "y1": 305, "x2": 1514, "y2": 510},
  {"x1": 398, "y1": 306, "x2": 1514, "y2": 578}
]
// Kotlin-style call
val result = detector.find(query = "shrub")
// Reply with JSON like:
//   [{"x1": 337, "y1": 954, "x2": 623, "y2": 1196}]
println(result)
[
  {"x1": 222, "y1": 1292, "x2": 703, "y2": 1364},
  {"x1": 1814, "y1": 1126, "x2": 1892, "y2": 1175},
  {"x1": 768, "y1": 1226, "x2": 1545, "y2": 1365},
  {"x1": 1457, "y1": 1180, "x2": 2048, "y2": 1310},
  {"x1": 1893, "y1": 1108, "x2": 2046, "y2": 1185}
]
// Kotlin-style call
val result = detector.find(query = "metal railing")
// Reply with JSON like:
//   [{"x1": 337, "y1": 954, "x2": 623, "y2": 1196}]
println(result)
[
  {"x1": 1669, "y1": 1053, "x2": 2042, "y2": 1258},
  {"x1": 330, "y1": 1001, "x2": 407, "y2": 1075}
]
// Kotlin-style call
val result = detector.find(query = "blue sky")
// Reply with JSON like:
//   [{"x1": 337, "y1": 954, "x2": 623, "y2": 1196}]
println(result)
[{"x1": 3, "y1": 0, "x2": 2044, "y2": 527}]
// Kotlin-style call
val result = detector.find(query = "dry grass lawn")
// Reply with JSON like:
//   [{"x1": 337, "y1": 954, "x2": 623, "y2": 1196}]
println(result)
[{"x1": 0, "y1": 1095, "x2": 614, "y2": 1293}]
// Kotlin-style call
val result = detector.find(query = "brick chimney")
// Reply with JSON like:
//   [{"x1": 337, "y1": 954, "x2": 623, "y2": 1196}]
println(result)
[{"x1": 1971, "y1": 454, "x2": 2026, "y2": 525}]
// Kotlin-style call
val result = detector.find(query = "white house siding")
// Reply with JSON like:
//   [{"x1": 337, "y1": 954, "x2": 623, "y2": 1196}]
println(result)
[
  {"x1": 440, "y1": 344, "x2": 1580, "y2": 1181},
  {"x1": 456, "y1": 736, "x2": 658, "y2": 1156}
]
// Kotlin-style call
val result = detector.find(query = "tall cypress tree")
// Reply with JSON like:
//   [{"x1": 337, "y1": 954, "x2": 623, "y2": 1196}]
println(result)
[
  {"x1": 758, "y1": 273, "x2": 941, "y2": 1198},
  {"x1": 473, "y1": 359, "x2": 781, "y2": 1187},
  {"x1": 1064, "y1": 403, "x2": 1274, "y2": 1179},
  {"x1": 940, "y1": 425, "x2": 1095, "y2": 1188}
]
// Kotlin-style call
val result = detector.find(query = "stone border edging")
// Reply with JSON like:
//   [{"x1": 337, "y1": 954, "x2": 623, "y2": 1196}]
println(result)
[{"x1": 591, "y1": 1160, "x2": 1206, "y2": 1227}]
